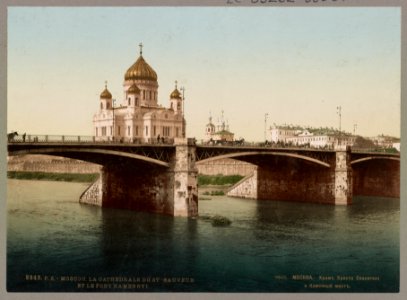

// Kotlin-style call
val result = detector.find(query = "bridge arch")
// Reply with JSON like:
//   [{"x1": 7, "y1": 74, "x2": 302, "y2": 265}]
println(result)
[
  {"x1": 8, "y1": 147, "x2": 170, "y2": 167},
  {"x1": 197, "y1": 151, "x2": 330, "y2": 168},
  {"x1": 351, "y1": 156, "x2": 400, "y2": 165}
]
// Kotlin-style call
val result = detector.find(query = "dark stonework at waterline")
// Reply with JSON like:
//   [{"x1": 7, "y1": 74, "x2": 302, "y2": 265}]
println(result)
[
  {"x1": 256, "y1": 156, "x2": 338, "y2": 203},
  {"x1": 352, "y1": 159, "x2": 400, "y2": 198},
  {"x1": 98, "y1": 162, "x2": 173, "y2": 214}
]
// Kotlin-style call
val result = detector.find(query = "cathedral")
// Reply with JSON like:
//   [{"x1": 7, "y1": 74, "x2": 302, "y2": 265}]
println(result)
[{"x1": 93, "y1": 44, "x2": 185, "y2": 143}]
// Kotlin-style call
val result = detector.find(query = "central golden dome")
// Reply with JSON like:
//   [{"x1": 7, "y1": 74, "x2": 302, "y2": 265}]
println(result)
[{"x1": 124, "y1": 55, "x2": 157, "y2": 82}]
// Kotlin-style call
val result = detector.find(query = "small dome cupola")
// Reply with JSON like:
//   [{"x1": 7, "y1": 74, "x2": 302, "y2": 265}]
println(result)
[
  {"x1": 128, "y1": 83, "x2": 141, "y2": 94},
  {"x1": 100, "y1": 82, "x2": 112, "y2": 99},
  {"x1": 124, "y1": 43, "x2": 158, "y2": 82},
  {"x1": 170, "y1": 80, "x2": 182, "y2": 99}
]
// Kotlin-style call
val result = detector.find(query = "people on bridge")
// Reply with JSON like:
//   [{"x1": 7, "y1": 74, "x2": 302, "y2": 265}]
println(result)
[
  {"x1": 22, "y1": 133, "x2": 26, "y2": 142},
  {"x1": 157, "y1": 134, "x2": 161, "y2": 143},
  {"x1": 7, "y1": 131, "x2": 18, "y2": 142}
]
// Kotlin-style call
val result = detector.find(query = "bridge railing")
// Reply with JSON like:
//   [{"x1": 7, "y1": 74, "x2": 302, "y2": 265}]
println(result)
[
  {"x1": 351, "y1": 147, "x2": 400, "y2": 154},
  {"x1": 8, "y1": 135, "x2": 96, "y2": 143},
  {"x1": 7, "y1": 134, "x2": 175, "y2": 145},
  {"x1": 196, "y1": 140, "x2": 400, "y2": 154}
]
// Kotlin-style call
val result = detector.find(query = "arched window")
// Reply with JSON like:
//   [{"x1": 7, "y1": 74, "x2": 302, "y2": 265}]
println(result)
[
  {"x1": 128, "y1": 97, "x2": 131, "y2": 106},
  {"x1": 107, "y1": 103, "x2": 110, "y2": 109},
  {"x1": 100, "y1": 103, "x2": 103, "y2": 109}
]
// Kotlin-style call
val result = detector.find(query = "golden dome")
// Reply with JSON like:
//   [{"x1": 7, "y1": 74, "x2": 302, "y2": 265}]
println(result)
[
  {"x1": 128, "y1": 83, "x2": 141, "y2": 94},
  {"x1": 100, "y1": 85, "x2": 112, "y2": 99},
  {"x1": 170, "y1": 81, "x2": 182, "y2": 99},
  {"x1": 124, "y1": 55, "x2": 157, "y2": 81},
  {"x1": 170, "y1": 88, "x2": 181, "y2": 99}
]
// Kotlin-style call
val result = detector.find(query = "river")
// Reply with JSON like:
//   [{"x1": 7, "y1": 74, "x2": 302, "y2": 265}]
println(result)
[{"x1": 7, "y1": 179, "x2": 399, "y2": 292}]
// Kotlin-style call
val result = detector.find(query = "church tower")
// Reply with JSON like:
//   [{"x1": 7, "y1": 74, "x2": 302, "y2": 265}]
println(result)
[
  {"x1": 169, "y1": 81, "x2": 183, "y2": 114},
  {"x1": 99, "y1": 82, "x2": 112, "y2": 110},
  {"x1": 205, "y1": 115, "x2": 216, "y2": 141}
]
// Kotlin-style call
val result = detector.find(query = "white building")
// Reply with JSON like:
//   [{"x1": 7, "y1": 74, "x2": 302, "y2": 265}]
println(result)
[
  {"x1": 369, "y1": 135, "x2": 400, "y2": 149},
  {"x1": 270, "y1": 125, "x2": 298, "y2": 143},
  {"x1": 93, "y1": 44, "x2": 185, "y2": 143},
  {"x1": 270, "y1": 125, "x2": 355, "y2": 148}
]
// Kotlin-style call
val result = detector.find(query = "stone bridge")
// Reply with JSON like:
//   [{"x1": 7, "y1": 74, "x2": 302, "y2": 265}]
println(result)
[{"x1": 8, "y1": 137, "x2": 400, "y2": 218}]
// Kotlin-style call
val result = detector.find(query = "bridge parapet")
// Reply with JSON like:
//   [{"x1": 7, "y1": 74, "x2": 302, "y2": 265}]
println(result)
[{"x1": 8, "y1": 134, "x2": 175, "y2": 145}]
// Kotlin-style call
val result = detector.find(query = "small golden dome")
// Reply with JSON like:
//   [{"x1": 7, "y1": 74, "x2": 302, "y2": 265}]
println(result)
[
  {"x1": 170, "y1": 88, "x2": 181, "y2": 99},
  {"x1": 128, "y1": 83, "x2": 141, "y2": 94},
  {"x1": 124, "y1": 55, "x2": 157, "y2": 81},
  {"x1": 170, "y1": 80, "x2": 182, "y2": 99},
  {"x1": 100, "y1": 83, "x2": 112, "y2": 99}
]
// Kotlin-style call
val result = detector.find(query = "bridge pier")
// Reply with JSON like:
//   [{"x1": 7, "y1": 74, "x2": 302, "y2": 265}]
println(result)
[
  {"x1": 334, "y1": 149, "x2": 352, "y2": 205},
  {"x1": 172, "y1": 138, "x2": 198, "y2": 217},
  {"x1": 80, "y1": 139, "x2": 198, "y2": 217}
]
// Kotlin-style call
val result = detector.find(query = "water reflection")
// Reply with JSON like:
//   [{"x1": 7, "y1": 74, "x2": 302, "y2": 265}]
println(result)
[{"x1": 99, "y1": 208, "x2": 199, "y2": 279}]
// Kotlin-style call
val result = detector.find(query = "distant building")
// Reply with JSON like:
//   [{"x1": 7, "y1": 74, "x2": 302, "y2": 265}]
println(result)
[
  {"x1": 270, "y1": 125, "x2": 355, "y2": 148},
  {"x1": 93, "y1": 44, "x2": 185, "y2": 143},
  {"x1": 369, "y1": 135, "x2": 400, "y2": 149},
  {"x1": 270, "y1": 125, "x2": 298, "y2": 143},
  {"x1": 204, "y1": 112, "x2": 234, "y2": 143}
]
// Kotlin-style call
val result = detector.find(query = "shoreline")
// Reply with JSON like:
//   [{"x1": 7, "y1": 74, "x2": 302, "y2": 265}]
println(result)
[
  {"x1": 7, "y1": 171, "x2": 100, "y2": 183},
  {"x1": 7, "y1": 171, "x2": 244, "y2": 186}
]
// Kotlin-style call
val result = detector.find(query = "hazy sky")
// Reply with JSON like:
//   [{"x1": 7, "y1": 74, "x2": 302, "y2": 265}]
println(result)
[{"x1": 7, "y1": 7, "x2": 400, "y2": 141}]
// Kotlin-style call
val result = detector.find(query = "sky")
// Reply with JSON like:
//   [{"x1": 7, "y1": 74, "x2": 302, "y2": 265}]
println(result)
[{"x1": 7, "y1": 7, "x2": 401, "y2": 141}]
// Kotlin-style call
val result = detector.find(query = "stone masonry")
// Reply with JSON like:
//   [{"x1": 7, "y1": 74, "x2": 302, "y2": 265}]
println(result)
[
  {"x1": 79, "y1": 138, "x2": 198, "y2": 217},
  {"x1": 227, "y1": 149, "x2": 353, "y2": 205}
]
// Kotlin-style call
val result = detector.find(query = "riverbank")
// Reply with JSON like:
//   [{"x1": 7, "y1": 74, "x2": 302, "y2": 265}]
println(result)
[
  {"x1": 8, "y1": 171, "x2": 244, "y2": 186},
  {"x1": 7, "y1": 171, "x2": 99, "y2": 183},
  {"x1": 197, "y1": 175, "x2": 243, "y2": 186}
]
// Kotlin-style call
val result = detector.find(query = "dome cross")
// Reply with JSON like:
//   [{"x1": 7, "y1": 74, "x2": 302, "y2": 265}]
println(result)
[{"x1": 139, "y1": 42, "x2": 143, "y2": 56}]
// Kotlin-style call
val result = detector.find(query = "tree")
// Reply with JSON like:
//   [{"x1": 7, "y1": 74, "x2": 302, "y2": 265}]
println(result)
[{"x1": 353, "y1": 136, "x2": 375, "y2": 149}]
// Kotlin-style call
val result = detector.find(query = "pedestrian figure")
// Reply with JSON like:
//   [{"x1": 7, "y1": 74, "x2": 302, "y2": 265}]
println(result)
[
  {"x1": 157, "y1": 134, "x2": 161, "y2": 143},
  {"x1": 22, "y1": 133, "x2": 26, "y2": 142}
]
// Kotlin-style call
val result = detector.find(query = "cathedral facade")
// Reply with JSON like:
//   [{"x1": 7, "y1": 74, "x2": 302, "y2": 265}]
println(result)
[{"x1": 93, "y1": 44, "x2": 185, "y2": 143}]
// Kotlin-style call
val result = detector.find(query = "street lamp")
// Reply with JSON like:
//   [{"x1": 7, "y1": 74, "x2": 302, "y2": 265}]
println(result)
[
  {"x1": 336, "y1": 106, "x2": 342, "y2": 145},
  {"x1": 336, "y1": 106, "x2": 342, "y2": 133},
  {"x1": 264, "y1": 113, "x2": 269, "y2": 142},
  {"x1": 112, "y1": 98, "x2": 116, "y2": 142},
  {"x1": 180, "y1": 86, "x2": 185, "y2": 138}
]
